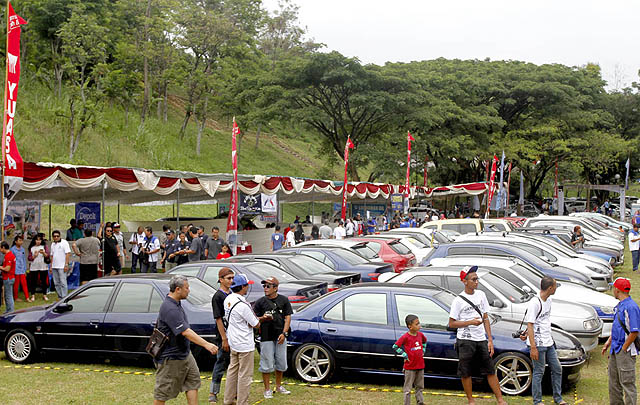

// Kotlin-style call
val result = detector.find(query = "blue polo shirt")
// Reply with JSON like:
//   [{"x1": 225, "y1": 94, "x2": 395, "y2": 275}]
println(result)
[
  {"x1": 10, "y1": 246, "x2": 26, "y2": 275},
  {"x1": 611, "y1": 297, "x2": 640, "y2": 355},
  {"x1": 157, "y1": 295, "x2": 191, "y2": 360},
  {"x1": 271, "y1": 232, "x2": 284, "y2": 251}
]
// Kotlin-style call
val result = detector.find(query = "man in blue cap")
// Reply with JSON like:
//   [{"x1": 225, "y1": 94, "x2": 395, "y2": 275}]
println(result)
[
  {"x1": 448, "y1": 266, "x2": 506, "y2": 405},
  {"x1": 222, "y1": 274, "x2": 272, "y2": 405}
]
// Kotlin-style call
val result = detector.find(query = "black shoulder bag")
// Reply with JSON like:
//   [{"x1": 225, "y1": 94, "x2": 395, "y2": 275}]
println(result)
[
  {"x1": 515, "y1": 297, "x2": 543, "y2": 339},
  {"x1": 617, "y1": 311, "x2": 640, "y2": 352},
  {"x1": 146, "y1": 319, "x2": 169, "y2": 359}
]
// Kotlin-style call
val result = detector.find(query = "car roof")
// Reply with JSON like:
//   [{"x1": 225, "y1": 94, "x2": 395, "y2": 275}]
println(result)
[
  {"x1": 338, "y1": 282, "x2": 448, "y2": 295},
  {"x1": 431, "y1": 256, "x2": 517, "y2": 266}
]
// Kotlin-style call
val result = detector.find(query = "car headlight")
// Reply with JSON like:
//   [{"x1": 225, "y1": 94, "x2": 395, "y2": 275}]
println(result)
[
  {"x1": 598, "y1": 306, "x2": 614, "y2": 315},
  {"x1": 583, "y1": 318, "x2": 600, "y2": 330},
  {"x1": 586, "y1": 265, "x2": 607, "y2": 275},
  {"x1": 556, "y1": 349, "x2": 583, "y2": 360}
]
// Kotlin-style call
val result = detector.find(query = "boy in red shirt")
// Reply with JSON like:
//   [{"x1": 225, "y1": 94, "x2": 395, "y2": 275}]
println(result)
[
  {"x1": 393, "y1": 314, "x2": 427, "y2": 405},
  {"x1": 0, "y1": 241, "x2": 16, "y2": 313}
]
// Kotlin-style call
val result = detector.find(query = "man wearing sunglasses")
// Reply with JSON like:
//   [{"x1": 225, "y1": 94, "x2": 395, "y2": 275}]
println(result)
[
  {"x1": 50, "y1": 230, "x2": 71, "y2": 299},
  {"x1": 449, "y1": 266, "x2": 506, "y2": 405},
  {"x1": 208, "y1": 267, "x2": 235, "y2": 404},
  {"x1": 253, "y1": 276, "x2": 293, "y2": 399}
]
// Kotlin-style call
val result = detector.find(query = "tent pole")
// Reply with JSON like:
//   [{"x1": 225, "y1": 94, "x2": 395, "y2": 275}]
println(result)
[
  {"x1": 117, "y1": 200, "x2": 120, "y2": 223},
  {"x1": 101, "y1": 179, "x2": 106, "y2": 224},
  {"x1": 176, "y1": 181, "x2": 180, "y2": 228},
  {"x1": 311, "y1": 189, "x2": 315, "y2": 223},
  {"x1": 48, "y1": 203, "x2": 52, "y2": 239}
]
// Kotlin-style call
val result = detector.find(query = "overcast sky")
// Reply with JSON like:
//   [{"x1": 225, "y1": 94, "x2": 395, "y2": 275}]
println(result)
[{"x1": 264, "y1": 0, "x2": 640, "y2": 91}]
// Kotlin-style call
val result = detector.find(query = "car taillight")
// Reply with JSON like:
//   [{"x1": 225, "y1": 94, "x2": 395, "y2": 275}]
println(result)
[
  {"x1": 288, "y1": 295, "x2": 309, "y2": 303},
  {"x1": 327, "y1": 284, "x2": 340, "y2": 292},
  {"x1": 368, "y1": 273, "x2": 380, "y2": 281}
]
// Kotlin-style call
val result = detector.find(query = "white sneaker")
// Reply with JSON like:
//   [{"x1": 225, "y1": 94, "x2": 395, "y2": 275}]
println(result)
[
  {"x1": 276, "y1": 386, "x2": 291, "y2": 395},
  {"x1": 263, "y1": 390, "x2": 273, "y2": 399}
]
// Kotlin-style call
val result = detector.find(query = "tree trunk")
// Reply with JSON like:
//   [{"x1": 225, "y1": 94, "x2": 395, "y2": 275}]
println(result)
[
  {"x1": 196, "y1": 97, "x2": 208, "y2": 156},
  {"x1": 51, "y1": 39, "x2": 63, "y2": 98},
  {"x1": 68, "y1": 100, "x2": 76, "y2": 159},
  {"x1": 163, "y1": 82, "x2": 168, "y2": 122},
  {"x1": 178, "y1": 109, "x2": 192, "y2": 139},
  {"x1": 254, "y1": 123, "x2": 261, "y2": 149},
  {"x1": 141, "y1": 0, "x2": 151, "y2": 122},
  {"x1": 347, "y1": 163, "x2": 360, "y2": 182}
]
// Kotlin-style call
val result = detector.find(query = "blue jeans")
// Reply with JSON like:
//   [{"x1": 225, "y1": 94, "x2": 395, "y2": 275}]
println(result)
[
  {"x1": 3, "y1": 279, "x2": 15, "y2": 313},
  {"x1": 632, "y1": 250, "x2": 639, "y2": 271},
  {"x1": 210, "y1": 345, "x2": 231, "y2": 395},
  {"x1": 51, "y1": 268, "x2": 68, "y2": 298},
  {"x1": 532, "y1": 345, "x2": 563, "y2": 404},
  {"x1": 131, "y1": 253, "x2": 139, "y2": 273}
]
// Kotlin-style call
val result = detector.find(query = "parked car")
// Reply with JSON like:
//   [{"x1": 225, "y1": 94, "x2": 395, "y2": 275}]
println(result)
[
  {"x1": 421, "y1": 218, "x2": 485, "y2": 234},
  {"x1": 297, "y1": 239, "x2": 380, "y2": 261},
  {"x1": 231, "y1": 253, "x2": 360, "y2": 291},
  {"x1": 426, "y1": 256, "x2": 617, "y2": 338},
  {"x1": 386, "y1": 228, "x2": 454, "y2": 246},
  {"x1": 0, "y1": 275, "x2": 219, "y2": 367},
  {"x1": 360, "y1": 234, "x2": 432, "y2": 263},
  {"x1": 281, "y1": 246, "x2": 394, "y2": 282},
  {"x1": 422, "y1": 242, "x2": 594, "y2": 288},
  {"x1": 350, "y1": 237, "x2": 416, "y2": 272},
  {"x1": 287, "y1": 283, "x2": 587, "y2": 395},
  {"x1": 167, "y1": 259, "x2": 328, "y2": 308},
  {"x1": 570, "y1": 212, "x2": 631, "y2": 232},
  {"x1": 379, "y1": 267, "x2": 602, "y2": 351}
]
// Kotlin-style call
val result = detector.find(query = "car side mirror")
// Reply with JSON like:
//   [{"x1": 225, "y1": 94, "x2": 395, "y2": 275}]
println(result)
[
  {"x1": 53, "y1": 303, "x2": 73, "y2": 313},
  {"x1": 491, "y1": 299, "x2": 505, "y2": 308},
  {"x1": 540, "y1": 256, "x2": 549, "y2": 262},
  {"x1": 522, "y1": 285, "x2": 532, "y2": 294}
]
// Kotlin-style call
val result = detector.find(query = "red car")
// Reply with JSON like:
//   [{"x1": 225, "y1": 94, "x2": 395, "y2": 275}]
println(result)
[{"x1": 350, "y1": 237, "x2": 416, "y2": 272}]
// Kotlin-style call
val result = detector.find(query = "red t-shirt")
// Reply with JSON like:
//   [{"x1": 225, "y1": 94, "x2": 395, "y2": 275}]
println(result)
[
  {"x1": 216, "y1": 252, "x2": 231, "y2": 259},
  {"x1": 395, "y1": 331, "x2": 427, "y2": 370},
  {"x1": 2, "y1": 250, "x2": 16, "y2": 280}
]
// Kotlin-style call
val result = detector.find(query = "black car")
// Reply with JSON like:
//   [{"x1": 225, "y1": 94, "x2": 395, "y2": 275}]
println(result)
[
  {"x1": 231, "y1": 253, "x2": 360, "y2": 291},
  {"x1": 281, "y1": 245, "x2": 394, "y2": 282},
  {"x1": 0, "y1": 275, "x2": 218, "y2": 367},
  {"x1": 167, "y1": 259, "x2": 328, "y2": 308}
]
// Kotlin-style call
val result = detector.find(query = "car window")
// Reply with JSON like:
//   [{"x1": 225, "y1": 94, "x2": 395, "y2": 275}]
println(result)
[
  {"x1": 365, "y1": 242, "x2": 382, "y2": 255},
  {"x1": 111, "y1": 283, "x2": 154, "y2": 313},
  {"x1": 245, "y1": 262, "x2": 298, "y2": 283},
  {"x1": 171, "y1": 265, "x2": 201, "y2": 277},
  {"x1": 301, "y1": 251, "x2": 335, "y2": 269},
  {"x1": 511, "y1": 264, "x2": 543, "y2": 285},
  {"x1": 67, "y1": 285, "x2": 114, "y2": 313},
  {"x1": 149, "y1": 288, "x2": 164, "y2": 312},
  {"x1": 184, "y1": 278, "x2": 215, "y2": 306},
  {"x1": 449, "y1": 247, "x2": 480, "y2": 255},
  {"x1": 485, "y1": 267, "x2": 527, "y2": 290},
  {"x1": 445, "y1": 275, "x2": 463, "y2": 292},
  {"x1": 406, "y1": 275, "x2": 444, "y2": 287},
  {"x1": 459, "y1": 224, "x2": 477, "y2": 234},
  {"x1": 441, "y1": 224, "x2": 460, "y2": 233},
  {"x1": 389, "y1": 241, "x2": 411, "y2": 255},
  {"x1": 203, "y1": 266, "x2": 223, "y2": 289},
  {"x1": 484, "y1": 248, "x2": 508, "y2": 256},
  {"x1": 351, "y1": 243, "x2": 378, "y2": 260},
  {"x1": 423, "y1": 224, "x2": 437, "y2": 230},
  {"x1": 288, "y1": 255, "x2": 333, "y2": 275},
  {"x1": 324, "y1": 293, "x2": 388, "y2": 325},
  {"x1": 474, "y1": 283, "x2": 498, "y2": 305},
  {"x1": 395, "y1": 294, "x2": 449, "y2": 329},
  {"x1": 331, "y1": 248, "x2": 368, "y2": 265}
]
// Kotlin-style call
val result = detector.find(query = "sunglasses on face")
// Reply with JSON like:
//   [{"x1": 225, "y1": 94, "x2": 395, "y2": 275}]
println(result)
[
  {"x1": 222, "y1": 275, "x2": 234, "y2": 280},
  {"x1": 262, "y1": 283, "x2": 276, "y2": 288}
]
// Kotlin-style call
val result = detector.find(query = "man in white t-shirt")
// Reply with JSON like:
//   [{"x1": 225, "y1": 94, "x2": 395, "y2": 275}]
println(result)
[
  {"x1": 50, "y1": 230, "x2": 72, "y2": 298},
  {"x1": 448, "y1": 266, "x2": 506, "y2": 405},
  {"x1": 285, "y1": 224, "x2": 296, "y2": 247},
  {"x1": 345, "y1": 219, "x2": 355, "y2": 238},
  {"x1": 523, "y1": 275, "x2": 564, "y2": 405},
  {"x1": 333, "y1": 221, "x2": 346, "y2": 240},
  {"x1": 129, "y1": 227, "x2": 144, "y2": 273},
  {"x1": 140, "y1": 226, "x2": 161, "y2": 273},
  {"x1": 223, "y1": 274, "x2": 270, "y2": 405}
]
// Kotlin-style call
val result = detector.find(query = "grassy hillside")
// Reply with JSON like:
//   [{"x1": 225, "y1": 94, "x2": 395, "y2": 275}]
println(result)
[{"x1": 16, "y1": 76, "x2": 333, "y2": 178}]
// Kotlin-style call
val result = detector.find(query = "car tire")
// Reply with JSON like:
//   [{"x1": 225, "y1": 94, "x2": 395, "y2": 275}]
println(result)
[
  {"x1": 5, "y1": 329, "x2": 38, "y2": 364},
  {"x1": 292, "y1": 343, "x2": 335, "y2": 384},
  {"x1": 494, "y1": 351, "x2": 533, "y2": 395}
]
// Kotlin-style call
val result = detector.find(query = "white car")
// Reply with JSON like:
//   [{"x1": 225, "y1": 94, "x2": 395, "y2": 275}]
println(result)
[
  {"x1": 454, "y1": 234, "x2": 611, "y2": 291},
  {"x1": 570, "y1": 212, "x2": 631, "y2": 232},
  {"x1": 380, "y1": 265, "x2": 602, "y2": 351},
  {"x1": 523, "y1": 218, "x2": 623, "y2": 252},
  {"x1": 427, "y1": 256, "x2": 617, "y2": 338}
]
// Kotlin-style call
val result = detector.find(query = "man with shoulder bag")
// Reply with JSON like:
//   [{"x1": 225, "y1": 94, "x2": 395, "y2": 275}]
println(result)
[
  {"x1": 602, "y1": 277, "x2": 640, "y2": 405},
  {"x1": 522, "y1": 276, "x2": 566, "y2": 405},
  {"x1": 152, "y1": 275, "x2": 218, "y2": 405}
]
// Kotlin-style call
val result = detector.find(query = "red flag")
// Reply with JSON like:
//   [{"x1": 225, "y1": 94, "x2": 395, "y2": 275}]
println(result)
[
  {"x1": 1, "y1": 3, "x2": 26, "y2": 222},
  {"x1": 485, "y1": 155, "x2": 499, "y2": 218},
  {"x1": 506, "y1": 162, "x2": 512, "y2": 213},
  {"x1": 226, "y1": 118, "x2": 240, "y2": 254},
  {"x1": 341, "y1": 137, "x2": 354, "y2": 221},
  {"x1": 405, "y1": 131, "x2": 413, "y2": 199}
]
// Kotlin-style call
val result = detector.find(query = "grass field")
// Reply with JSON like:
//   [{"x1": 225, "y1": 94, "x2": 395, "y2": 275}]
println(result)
[{"x1": 0, "y1": 245, "x2": 638, "y2": 404}]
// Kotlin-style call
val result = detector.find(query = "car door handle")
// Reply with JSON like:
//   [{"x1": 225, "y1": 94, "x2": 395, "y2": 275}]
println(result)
[
  {"x1": 89, "y1": 320, "x2": 100, "y2": 328},
  {"x1": 326, "y1": 328, "x2": 337, "y2": 332},
  {"x1": 150, "y1": 321, "x2": 157, "y2": 326}
]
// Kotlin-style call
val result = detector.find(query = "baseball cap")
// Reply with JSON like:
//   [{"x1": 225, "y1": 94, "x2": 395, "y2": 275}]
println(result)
[
  {"x1": 261, "y1": 276, "x2": 280, "y2": 286},
  {"x1": 218, "y1": 267, "x2": 234, "y2": 279},
  {"x1": 613, "y1": 277, "x2": 631, "y2": 293},
  {"x1": 460, "y1": 265, "x2": 478, "y2": 282},
  {"x1": 113, "y1": 223, "x2": 121, "y2": 228},
  {"x1": 166, "y1": 229, "x2": 174, "y2": 235},
  {"x1": 230, "y1": 274, "x2": 250, "y2": 289}
]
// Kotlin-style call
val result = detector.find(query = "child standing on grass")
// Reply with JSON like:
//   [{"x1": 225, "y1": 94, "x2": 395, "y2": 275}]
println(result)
[{"x1": 393, "y1": 314, "x2": 427, "y2": 405}]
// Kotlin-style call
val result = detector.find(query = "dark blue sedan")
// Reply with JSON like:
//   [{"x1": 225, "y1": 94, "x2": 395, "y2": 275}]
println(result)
[
  {"x1": 0, "y1": 275, "x2": 218, "y2": 367},
  {"x1": 287, "y1": 283, "x2": 586, "y2": 395},
  {"x1": 281, "y1": 246, "x2": 394, "y2": 282}
]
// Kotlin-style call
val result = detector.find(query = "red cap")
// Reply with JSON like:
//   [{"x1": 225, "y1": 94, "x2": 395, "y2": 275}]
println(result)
[
  {"x1": 460, "y1": 265, "x2": 478, "y2": 282},
  {"x1": 613, "y1": 277, "x2": 631, "y2": 293}
]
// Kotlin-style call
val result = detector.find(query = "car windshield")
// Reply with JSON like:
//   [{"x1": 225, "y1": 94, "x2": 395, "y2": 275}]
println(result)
[
  {"x1": 246, "y1": 262, "x2": 298, "y2": 283},
  {"x1": 403, "y1": 237, "x2": 427, "y2": 248},
  {"x1": 481, "y1": 272, "x2": 530, "y2": 304},
  {"x1": 331, "y1": 248, "x2": 369, "y2": 265},
  {"x1": 351, "y1": 243, "x2": 378, "y2": 260},
  {"x1": 287, "y1": 255, "x2": 333, "y2": 275},
  {"x1": 432, "y1": 289, "x2": 456, "y2": 308},
  {"x1": 184, "y1": 278, "x2": 215, "y2": 306},
  {"x1": 510, "y1": 263, "x2": 543, "y2": 285},
  {"x1": 389, "y1": 241, "x2": 411, "y2": 255}
]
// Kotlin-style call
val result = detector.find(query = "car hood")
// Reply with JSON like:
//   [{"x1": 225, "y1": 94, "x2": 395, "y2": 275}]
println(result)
[
  {"x1": 491, "y1": 316, "x2": 581, "y2": 350},
  {"x1": 555, "y1": 282, "x2": 618, "y2": 308},
  {"x1": 0, "y1": 304, "x2": 50, "y2": 323}
]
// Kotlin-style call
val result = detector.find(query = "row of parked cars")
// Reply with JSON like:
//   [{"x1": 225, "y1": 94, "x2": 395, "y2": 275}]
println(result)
[{"x1": 0, "y1": 211, "x2": 626, "y2": 396}]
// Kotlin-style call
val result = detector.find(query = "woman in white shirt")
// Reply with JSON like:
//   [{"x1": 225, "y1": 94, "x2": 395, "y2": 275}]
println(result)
[{"x1": 27, "y1": 235, "x2": 50, "y2": 301}]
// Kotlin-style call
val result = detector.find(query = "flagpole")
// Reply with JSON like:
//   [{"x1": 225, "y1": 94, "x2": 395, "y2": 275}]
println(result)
[{"x1": 0, "y1": 0, "x2": 10, "y2": 242}]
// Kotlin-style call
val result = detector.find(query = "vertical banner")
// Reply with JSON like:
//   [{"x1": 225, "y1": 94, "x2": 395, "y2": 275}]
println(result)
[
  {"x1": 75, "y1": 202, "x2": 101, "y2": 235},
  {"x1": 625, "y1": 158, "x2": 630, "y2": 190},
  {"x1": 518, "y1": 170, "x2": 524, "y2": 207},
  {"x1": 1, "y1": 3, "x2": 26, "y2": 223},
  {"x1": 405, "y1": 132, "x2": 415, "y2": 214},
  {"x1": 505, "y1": 162, "x2": 512, "y2": 214},
  {"x1": 485, "y1": 155, "x2": 498, "y2": 218},
  {"x1": 496, "y1": 151, "x2": 506, "y2": 210},
  {"x1": 226, "y1": 118, "x2": 240, "y2": 255},
  {"x1": 341, "y1": 137, "x2": 354, "y2": 221}
]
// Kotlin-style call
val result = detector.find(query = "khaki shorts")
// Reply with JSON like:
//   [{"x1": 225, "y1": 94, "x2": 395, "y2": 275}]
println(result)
[{"x1": 154, "y1": 352, "x2": 201, "y2": 401}]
